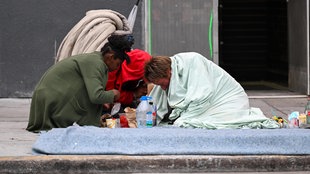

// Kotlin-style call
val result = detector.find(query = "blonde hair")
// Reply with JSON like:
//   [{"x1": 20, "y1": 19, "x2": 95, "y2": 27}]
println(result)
[{"x1": 144, "y1": 56, "x2": 171, "y2": 82}]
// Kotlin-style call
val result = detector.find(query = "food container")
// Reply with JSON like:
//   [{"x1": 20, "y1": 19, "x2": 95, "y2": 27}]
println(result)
[{"x1": 106, "y1": 118, "x2": 116, "y2": 128}]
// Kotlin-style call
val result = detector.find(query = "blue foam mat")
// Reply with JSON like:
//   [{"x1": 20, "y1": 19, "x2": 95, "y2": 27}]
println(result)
[{"x1": 32, "y1": 125, "x2": 310, "y2": 155}]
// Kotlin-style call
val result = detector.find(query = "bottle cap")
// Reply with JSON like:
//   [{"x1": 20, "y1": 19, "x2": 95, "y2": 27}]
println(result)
[{"x1": 140, "y1": 96, "x2": 151, "y2": 100}]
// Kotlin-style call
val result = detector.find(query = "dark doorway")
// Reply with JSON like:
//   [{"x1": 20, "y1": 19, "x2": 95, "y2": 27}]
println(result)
[{"x1": 218, "y1": 0, "x2": 288, "y2": 90}]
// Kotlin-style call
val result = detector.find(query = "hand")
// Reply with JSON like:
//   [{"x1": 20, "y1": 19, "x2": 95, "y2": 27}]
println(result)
[
  {"x1": 112, "y1": 89, "x2": 120, "y2": 101},
  {"x1": 102, "y1": 103, "x2": 112, "y2": 110}
]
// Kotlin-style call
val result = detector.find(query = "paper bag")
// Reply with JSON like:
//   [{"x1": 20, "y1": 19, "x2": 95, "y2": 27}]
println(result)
[{"x1": 124, "y1": 107, "x2": 137, "y2": 128}]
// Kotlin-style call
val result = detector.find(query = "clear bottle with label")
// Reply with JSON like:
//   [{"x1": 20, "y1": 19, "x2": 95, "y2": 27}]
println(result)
[
  {"x1": 148, "y1": 97, "x2": 157, "y2": 126},
  {"x1": 146, "y1": 111, "x2": 153, "y2": 128},
  {"x1": 136, "y1": 96, "x2": 152, "y2": 128},
  {"x1": 304, "y1": 97, "x2": 310, "y2": 124}
]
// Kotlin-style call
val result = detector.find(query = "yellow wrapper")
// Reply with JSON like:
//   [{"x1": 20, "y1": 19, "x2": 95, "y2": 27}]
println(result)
[{"x1": 298, "y1": 114, "x2": 307, "y2": 124}]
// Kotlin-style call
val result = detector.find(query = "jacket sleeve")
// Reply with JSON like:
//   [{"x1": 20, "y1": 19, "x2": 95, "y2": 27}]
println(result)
[{"x1": 76, "y1": 56, "x2": 114, "y2": 104}]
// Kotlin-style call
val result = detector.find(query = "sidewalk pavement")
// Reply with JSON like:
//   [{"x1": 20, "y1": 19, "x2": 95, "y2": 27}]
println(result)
[{"x1": 0, "y1": 90, "x2": 310, "y2": 173}]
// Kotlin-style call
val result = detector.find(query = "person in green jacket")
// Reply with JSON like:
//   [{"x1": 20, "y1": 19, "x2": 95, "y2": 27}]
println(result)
[{"x1": 27, "y1": 34, "x2": 134, "y2": 132}]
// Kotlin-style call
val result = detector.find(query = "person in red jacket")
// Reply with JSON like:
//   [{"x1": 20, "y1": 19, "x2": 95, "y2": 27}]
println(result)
[{"x1": 104, "y1": 49, "x2": 152, "y2": 112}]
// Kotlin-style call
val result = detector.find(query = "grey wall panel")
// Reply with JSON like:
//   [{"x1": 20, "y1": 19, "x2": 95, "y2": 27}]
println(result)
[
  {"x1": 309, "y1": 0, "x2": 310, "y2": 94},
  {"x1": 148, "y1": 0, "x2": 213, "y2": 60},
  {"x1": 288, "y1": 0, "x2": 308, "y2": 94},
  {"x1": 0, "y1": 0, "x2": 143, "y2": 97}
]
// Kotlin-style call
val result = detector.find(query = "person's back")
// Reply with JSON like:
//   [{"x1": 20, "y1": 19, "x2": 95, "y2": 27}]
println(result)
[
  {"x1": 27, "y1": 52, "x2": 108, "y2": 132},
  {"x1": 171, "y1": 52, "x2": 249, "y2": 110}
]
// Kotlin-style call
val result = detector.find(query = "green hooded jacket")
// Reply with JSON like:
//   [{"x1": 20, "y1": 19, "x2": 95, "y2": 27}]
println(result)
[{"x1": 27, "y1": 52, "x2": 114, "y2": 132}]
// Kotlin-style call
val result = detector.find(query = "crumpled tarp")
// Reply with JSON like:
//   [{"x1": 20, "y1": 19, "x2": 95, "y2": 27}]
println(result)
[
  {"x1": 32, "y1": 125, "x2": 310, "y2": 155},
  {"x1": 149, "y1": 52, "x2": 280, "y2": 129}
]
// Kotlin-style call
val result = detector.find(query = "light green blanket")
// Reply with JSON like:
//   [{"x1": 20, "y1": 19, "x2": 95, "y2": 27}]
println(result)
[{"x1": 149, "y1": 52, "x2": 279, "y2": 129}]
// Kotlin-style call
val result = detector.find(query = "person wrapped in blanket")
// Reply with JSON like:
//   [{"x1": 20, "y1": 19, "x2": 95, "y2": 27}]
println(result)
[
  {"x1": 103, "y1": 49, "x2": 152, "y2": 113},
  {"x1": 144, "y1": 52, "x2": 280, "y2": 129},
  {"x1": 26, "y1": 34, "x2": 134, "y2": 132}
]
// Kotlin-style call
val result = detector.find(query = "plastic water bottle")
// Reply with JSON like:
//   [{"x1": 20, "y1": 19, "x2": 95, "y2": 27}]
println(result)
[{"x1": 136, "y1": 96, "x2": 152, "y2": 128}]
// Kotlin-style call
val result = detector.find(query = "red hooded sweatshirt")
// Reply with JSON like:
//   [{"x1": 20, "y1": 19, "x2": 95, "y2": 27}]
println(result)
[{"x1": 106, "y1": 49, "x2": 152, "y2": 105}]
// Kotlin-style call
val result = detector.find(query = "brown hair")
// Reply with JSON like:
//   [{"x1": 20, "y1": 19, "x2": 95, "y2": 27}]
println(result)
[{"x1": 144, "y1": 56, "x2": 171, "y2": 82}]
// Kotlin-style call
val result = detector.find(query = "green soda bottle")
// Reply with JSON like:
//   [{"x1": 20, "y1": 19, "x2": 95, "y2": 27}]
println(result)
[{"x1": 304, "y1": 97, "x2": 310, "y2": 124}]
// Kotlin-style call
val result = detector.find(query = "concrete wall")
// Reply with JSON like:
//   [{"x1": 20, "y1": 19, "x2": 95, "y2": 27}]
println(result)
[
  {"x1": 147, "y1": 0, "x2": 214, "y2": 59},
  {"x1": 288, "y1": 0, "x2": 309, "y2": 94},
  {"x1": 0, "y1": 0, "x2": 143, "y2": 97}
]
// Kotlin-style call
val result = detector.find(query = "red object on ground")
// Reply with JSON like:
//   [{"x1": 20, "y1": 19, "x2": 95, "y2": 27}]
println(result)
[{"x1": 120, "y1": 115, "x2": 129, "y2": 128}]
